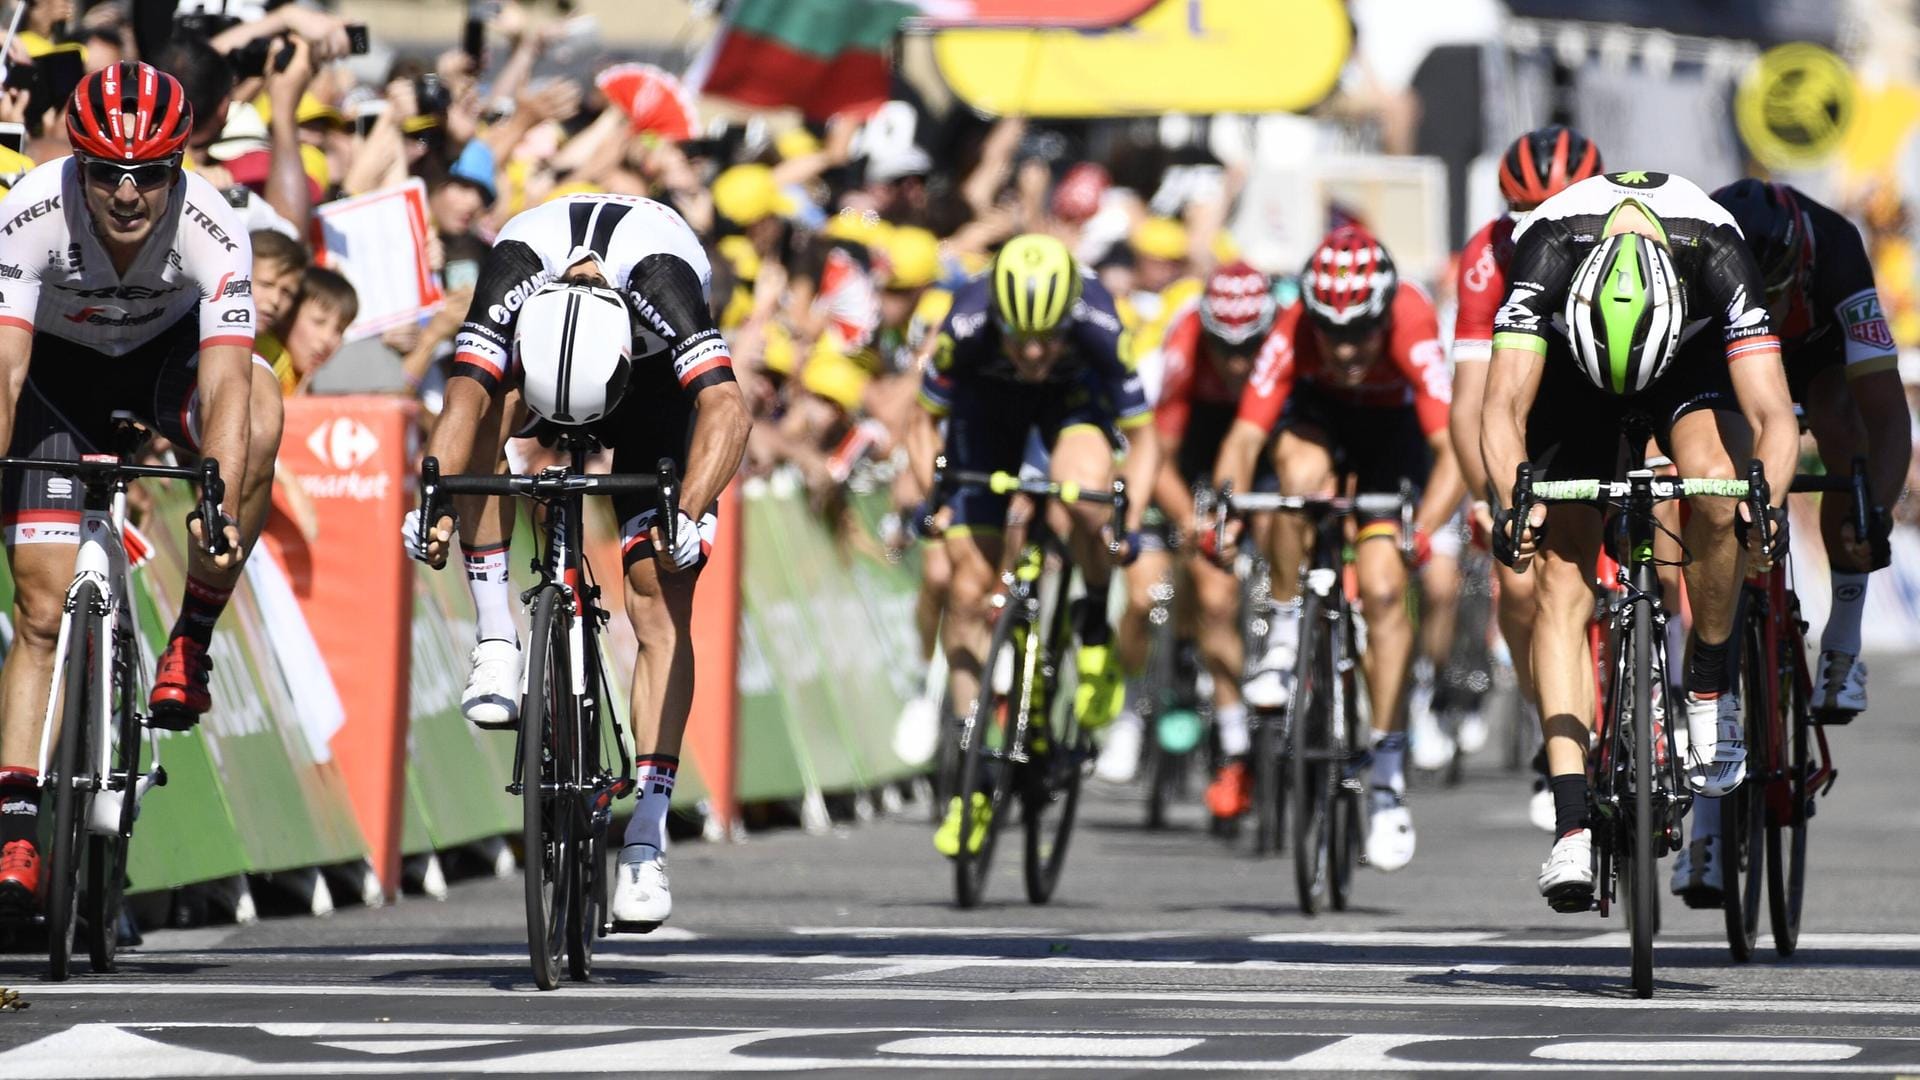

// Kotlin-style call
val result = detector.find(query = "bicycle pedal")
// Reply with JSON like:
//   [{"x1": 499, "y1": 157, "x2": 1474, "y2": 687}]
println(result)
[{"x1": 1545, "y1": 884, "x2": 1596, "y2": 914}]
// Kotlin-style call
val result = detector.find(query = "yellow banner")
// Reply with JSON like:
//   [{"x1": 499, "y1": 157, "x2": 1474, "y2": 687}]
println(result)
[
  {"x1": 932, "y1": 0, "x2": 1350, "y2": 118},
  {"x1": 1735, "y1": 43, "x2": 1856, "y2": 171}
]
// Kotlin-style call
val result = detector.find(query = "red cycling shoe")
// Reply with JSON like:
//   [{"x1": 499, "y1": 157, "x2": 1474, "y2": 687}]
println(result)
[
  {"x1": 0, "y1": 839, "x2": 40, "y2": 913},
  {"x1": 1207, "y1": 759, "x2": 1252, "y2": 819},
  {"x1": 150, "y1": 636, "x2": 213, "y2": 728}
]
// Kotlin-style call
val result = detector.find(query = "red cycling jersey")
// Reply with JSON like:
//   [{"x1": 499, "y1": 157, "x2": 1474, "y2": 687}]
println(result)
[
  {"x1": 1235, "y1": 287, "x2": 1450, "y2": 437},
  {"x1": 1452, "y1": 214, "x2": 1517, "y2": 366},
  {"x1": 1155, "y1": 307, "x2": 1245, "y2": 444}
]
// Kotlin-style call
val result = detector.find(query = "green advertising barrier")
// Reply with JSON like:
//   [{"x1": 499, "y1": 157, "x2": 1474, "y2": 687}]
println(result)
[
  {"x1": 735, "y1": 478, "x2": 923, "y2": 805},
  {"x1": 0, "y1": 481, "x2": 369, "y2": 893}
]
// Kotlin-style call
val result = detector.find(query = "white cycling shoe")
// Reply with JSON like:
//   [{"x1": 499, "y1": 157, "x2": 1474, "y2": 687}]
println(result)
[
  {"x1": 1538, "y1": 828, "x2": 1595, "y2": 913},
  {"x1": 1682, "y1": 692, "x2": 1745, "y2": 797},
  {"x1": 1670, "y1": 834, "x2": 1724, "y2": 909},
  {"x1": 1242, "y1": 640, "x2": 1296, "y2": 710},
  {"x1": 463, "y1": 639, "x2": 522, "y2": 730},
  {"x1": 610, "y1": 843, "x2": 671, "y2": 933},
  {"x1": 1409, "y1": 699, "x2": 1455, "y2": 771},
  {"x1": 1455, "y1": 711, "x2": 1490, "y2": 755},
  {"x1": 1811, "y1": 651, "x2": 1868, "y2": 720},
  {"x1": 1365, "y1": 790, "x2": 1416, "y2": 872},
  {"x1": 1094, "y1": 711, "x2": 1144, "y2": 784}
]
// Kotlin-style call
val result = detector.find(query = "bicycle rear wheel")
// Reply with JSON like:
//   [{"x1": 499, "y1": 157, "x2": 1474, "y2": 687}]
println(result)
[
  {"x1": 953, "y1": 605, "x2": 1025, "y2": 908},
  {"x1": 1723, "y1": 617, "x2": 1768, "y2": 961},
  {"x1": 1289, "y1": 591, "x2": 1333, "y2": 915},
  {"x1": 1626, "y1": 600, "x2": 1656, "y2": 999},
  {"x1": 1767, "y1": 647, "x2": 1810, "y2": 956},
  {"x1": 47, "y1": 584, "x2": 100, "y2": 982},
  {"x1": 567, "y1": 649, "x2": 607, "y2": 983},
  {"x1": 1329, "y1": 625, "x2": 1363, "y2": 912},
  {"x1": 521, "y1": 587, "x2": 573, "y2": 991},
  {"x1": 85, "y1": 618, "x2": 140, "y2": 973},
  {"x1": 1251, "y1": 705, "x2": 1280, "y2": 855}
]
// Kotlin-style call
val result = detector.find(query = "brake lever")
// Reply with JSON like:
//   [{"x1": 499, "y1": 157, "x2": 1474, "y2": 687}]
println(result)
[
  {"x1": 197, "y1": 458, "x2": 230, "y2": 558},
  {"x1": 418, "y1": 455, "x2": 442, "y2": 562}
]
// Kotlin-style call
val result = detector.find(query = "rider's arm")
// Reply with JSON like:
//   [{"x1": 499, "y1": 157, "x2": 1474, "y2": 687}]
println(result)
[
  {"x1": 1813, "y1": 206, "x2": 1914, "y2": 510},
  {"x1": 1703, "y1": 227, "x2": 1795, "y2": 509},
  {"x1": 626, "y1": 252, "x2": 750, "y2": 515},
  {"x1": 190, "y1": 200, "x2": 258, "y2": 552},
  {"x1": 1482, "y1": 223, "x2": 1572, "y2": 511},
  {"x1": 425, "y1": 239, "x2": 543, "y2": 507},
  {"x1": 0, "y1": 182, "x2": 47, "y2": 456},
  {"x1": 1213, "y1": 316, "x2": 1293, "y2": 494},
  {"x1": 1394, "y1": 294, "x2": 1465, "y2": 536},
  {"x1": 1076, "y1": 284, "x2": 1159, "y2": 536},
  {"x1": 0, "y1": 324, "x2": 30, "y2": 460},
  {"x1": 1449, "y1": 223, "x2": 1503, "y2": 505}
]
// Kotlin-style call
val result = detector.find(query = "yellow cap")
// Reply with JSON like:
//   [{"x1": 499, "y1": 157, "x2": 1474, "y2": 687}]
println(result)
[
  {"x1": 762, "y1": 322, "x2": 797, "y2": 376},
  {"x1": 1212, "y1": 231, "x2": 1241, "y2": 264},
  {"x1": 542, "y1": 180, "x2": 602, "y2": 205},
  {"x1": 821, "y1": 208, "x2": 890, "y2": 250},
  {"x1": 713, "y1": 164, "x2": 797, "y2": 227},
  {"x1": 0, "y1": 146, "x2": 33, "y2": 192},
  {"x1": 883, "y1": 226, "x2": 941, "y2": 290},
  {"x1": 801, "y1": 338, "x2": 874, "y2": 412},
  {"x1": 717, "y1": 234, "x2": 762, "y2": 283},
  {"x1": 776, "y1": 127, "x2": 821, "y2": 160},
  {"x1": 1132, "y1": 217, "x2": 1190, "y2": 262},
  {"x1": 300, "y1": 143, "x2": 330, "y2": 192}
]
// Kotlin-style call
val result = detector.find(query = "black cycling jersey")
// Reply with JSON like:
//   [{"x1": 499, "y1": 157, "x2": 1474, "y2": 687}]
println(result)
[{"x1": 1770, "y1": 188, "x2": 1898, "y2": 379}]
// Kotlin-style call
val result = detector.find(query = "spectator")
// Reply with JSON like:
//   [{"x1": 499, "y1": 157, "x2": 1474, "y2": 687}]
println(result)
[
  {"x1": 422, "y1": 141, "x2": 497, "y2": 247},
  {"x1": 279, "y1": 269, "x2": 359, "y2": 395},
  {"x1": 250, "y1": 230, "x2": 311, "y2": 383}
]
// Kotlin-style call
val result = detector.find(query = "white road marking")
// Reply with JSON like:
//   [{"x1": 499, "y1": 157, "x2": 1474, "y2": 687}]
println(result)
[
  {"x1": 1249, "y1": 932, "x2": 1504, "y2": 946},
  {"x1": 820, "y1": 960, "x2": 969, "y2": 982},
  {"x1": 315, "y1": 1039, "x2": 513, "y2": 1055},
  {"x1": 1533, "y1": 1040, "x2": 1861, "y2": 1063},
  {"x1": 876, "y1": 1035, "x2": 1203, "y2": 1057}
]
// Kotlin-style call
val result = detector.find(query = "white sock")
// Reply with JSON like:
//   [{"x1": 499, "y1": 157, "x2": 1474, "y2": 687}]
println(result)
[
  {"x1": 464, "y1": 543, "x2": 517, "y2": 644},
  {"x1": 624, "y1": 756, "x2": 678, "y2": 851},
  {"x1": 1268, "y1": 601, "x2": 1302, "y2": 654},
  {"x1": 1216, "y1": 702, "x2": 1250, "y2": 757},
  {"x1": 1370, "y1": 728, "x2": 1407, "y2": 796},
  {"x1": 1822, "y1": 571, "x2": 1869, "y2": 656}
]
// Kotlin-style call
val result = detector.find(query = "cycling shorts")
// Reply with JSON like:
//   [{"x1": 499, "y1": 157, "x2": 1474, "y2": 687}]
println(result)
[
  {"x1": 1276, "y1": 382, "x2": 1431, "y2": 524},
  {"x1": 940, "y1": 374, "x2": 1116, "y2": 531},
  {"x1": 1524, "y1": 332, "x2": 1734, "y2": 488},
  {"x1": 3, "y1": 313, "x2": 205, "y2": 547}
]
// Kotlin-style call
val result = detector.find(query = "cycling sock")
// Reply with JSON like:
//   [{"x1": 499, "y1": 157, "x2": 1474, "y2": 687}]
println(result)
[
  {"x1": 1822, "y1": 571, "x2": 1869, "y2": 656},
  {"x1": 1369, "y1": 729, "x2": 1407, "y2": 796},
  {"x1": 1550, "y1": 774, "x2": 1589, "y2": 837},
  {"x1": 1690, "y1": 793, "x2": 1721, "y2": 842},
  {"x1": 1685, "y1": 633, "x2": 1732, "y2": 696},
  {"x1": 1073, "y1": 596, "x2": 1111, "y2": 648},
  {"x1": 171, "y1": 576, "x2": 233, "y2": 645},
  {"x1": 0, "y1": 767, "x2": 39, "y2": 847},
  {"x1": 464, "y1": 543, "x2": 516, "y2": 644},
  {"x1": 1216, "y1": 702, "x2": 1250, "y2": 758},
  {"x1": 624, "y1": 754, "x2": 678, "y2": 851}
]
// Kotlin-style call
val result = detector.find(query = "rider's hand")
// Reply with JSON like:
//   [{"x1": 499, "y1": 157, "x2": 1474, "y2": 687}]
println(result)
[
  {"x1": 403, "y1": 508, "x2": 457, "y2": 569},
  {"x1": 1468, "y1": 500, "x2": 1495, "y2": 554},
  {"x1": 1736, "y1": 501, "x2": 1789, "y2": 572},
  {"x1": 188, "y1": 513, "x2": 244, "y2": 571},
  {"x1": 1492, "y1": 503, "x2": 1546, "y2": 570},
  {"x1": 1842, "y1": 505, "x2": 1894, "y2": 572},
  {"x1": 649, "y1": 510, "x2": 705, "y2": 573},
  {"x1": 1410, "y1": 526, "x2": 1434, "y2": 569},
  {"x1": 1109, "y1": 529, "x2": 1143, "y2": 567}
]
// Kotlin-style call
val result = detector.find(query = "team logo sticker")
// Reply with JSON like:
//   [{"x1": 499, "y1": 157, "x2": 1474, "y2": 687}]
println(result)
[{"x1": 1841, "y1": 293, "x2": 1895, "y2": 351}]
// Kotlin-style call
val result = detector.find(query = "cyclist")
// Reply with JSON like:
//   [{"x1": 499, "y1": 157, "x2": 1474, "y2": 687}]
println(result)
[
  {"x1": 1667, "y1": 180, "x2": 1914, "y2": 905},
  {"x1": 1480, "y1": 170, "x2": 1798, "y2": 912},
  {"x1": 914, "y1": 233, "x2": 1162, "y2": 855},
  {"x1": 409, "y1": 191, "x2": 752, "y2": 933},
  {"x1": 1450, "y1": 125, "x2": 1606, "y2": 827},
  {"x1": 0, "y1": 63, "x2": 266, "y2": 911},
  {"x1": 1213, "y1": 225, "x2": 1463, "y2": 871}
]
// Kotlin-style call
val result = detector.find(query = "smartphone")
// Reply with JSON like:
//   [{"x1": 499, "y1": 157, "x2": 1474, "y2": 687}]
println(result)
[
  {"x1": 25, "y1": 45, "x2": 84, "y2": 126},
  {"x1": 461, "y1": 16, "x2": 484, "y2": 62},
  {"x1": 346, "y1": 23, "x2": 371, "y2": 55},
  {"x1": 352, "y1": 100, "x2": 388, "y2": 139},
  {"x1": 0, "y1": 123, "x2": 23, "y2": 155}
]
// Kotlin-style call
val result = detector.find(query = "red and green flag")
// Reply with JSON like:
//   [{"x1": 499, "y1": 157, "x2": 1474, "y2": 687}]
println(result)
[{"x1": 687, "y1": 0, "x2": 919, "y2": 122}]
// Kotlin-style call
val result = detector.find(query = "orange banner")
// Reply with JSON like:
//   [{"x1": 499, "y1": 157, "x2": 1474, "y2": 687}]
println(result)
[{"x1": 260, "y1": 396, "x2": 416, "y2": 897}]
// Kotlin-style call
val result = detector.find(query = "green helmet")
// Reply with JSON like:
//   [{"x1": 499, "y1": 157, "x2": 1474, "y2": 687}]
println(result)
[
  {"x1": 1563, "y1": 229, "x2": 1685, "y2": 395},
  {"x1": 992, "y1": 233, "x2": 1082, "y2": 337}
]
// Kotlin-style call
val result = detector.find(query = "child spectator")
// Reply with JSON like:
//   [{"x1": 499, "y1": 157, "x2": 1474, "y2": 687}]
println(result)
[{"x1": 280, "y1": 268, "x2": 359, "y2": 394}]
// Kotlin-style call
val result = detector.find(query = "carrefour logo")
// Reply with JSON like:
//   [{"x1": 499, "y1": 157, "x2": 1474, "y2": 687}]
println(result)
[{"x1": 306, "y1": 417, "x2": 380, "y2": 470}]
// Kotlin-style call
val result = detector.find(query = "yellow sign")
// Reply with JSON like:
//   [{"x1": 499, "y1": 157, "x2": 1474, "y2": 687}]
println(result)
[
  {"x1": 1736, "y1": 43, "x2": 1855, "y2": 170},
  {"x1": 932, "y1": 0, "x2": 1350, "y2": 118}
]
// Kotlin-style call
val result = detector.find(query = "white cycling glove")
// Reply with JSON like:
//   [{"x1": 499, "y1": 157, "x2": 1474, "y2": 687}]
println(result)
[
  {"x1": 661, "y1": 510, "x2": 704, "y2": 571},
  {"x1": 402, "y1": 508, "x2": 440, "y2": 563}
]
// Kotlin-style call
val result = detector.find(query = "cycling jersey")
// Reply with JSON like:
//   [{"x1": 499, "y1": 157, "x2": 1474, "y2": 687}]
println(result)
[
  {"x1": 0, "y1": 158, "x2": 255, "y2": 355},
  {"x1": 1155, "y1": 306, "x2": 1246, "y2": 444},
  {"x1": 919, "y1": 274, "x2": 1149, "y2": 428},
  {"x1": 1451, "y1": 214, "x2": 1517, "y2": 365},
  {"x1": 1236, "y1": 288, "x2": 1450, "y2": 438},
  {"x1": 451, "y1": 192, "x2": 732, "y2": 398},
  {"x1": 1494, "y1": 172, "x2": 1777, "y2": 366},
  {"x1": 1770, "y1": 187, "x2": 1898, "y2": 381}
]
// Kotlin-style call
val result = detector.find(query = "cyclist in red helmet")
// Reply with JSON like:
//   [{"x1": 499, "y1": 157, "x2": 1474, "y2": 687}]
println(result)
[
  {"x1": 1450, "y1": 124, "x2": 1604, "y2": 831},
  {"x1": 0, "y1": 62, "x2": 265, "y2": 914},
  {"x1": 1099, "y1": 262, "x2": 1274, "y2": 809},
  {"x1": 1211, "y1": 224, "x2": 1463, "y2": 872}
]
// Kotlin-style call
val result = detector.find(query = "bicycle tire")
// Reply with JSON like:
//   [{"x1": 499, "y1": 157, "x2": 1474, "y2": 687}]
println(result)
[
  {"x1": 1289, "y1": 589, "x2": 1332, "y2": 915},
  {"x1": 1767, "y1": 646, "x2": 1810, "y2": 956},
  {"x1": 1250, "y1": 705, "x2": 1279, "y2": 855},
  {"x1": 1627, "y1": 598, "x2": 1656, "y2": 999},
  {"x1": 47, "y1": 583, "x2": 99, "y2": 983},
  {"x1": 1330, "y1": 621, "x2": 1363, "y2": 912},
  {"x1": 1145, "y1": 739, "x2": 1174, "y2": 830},
  {"x1": 522, "y1": 586, "x2": 572, "y2": 991},
  {"x1": 567, "y1": 642, "x2": 606, "y2": 984},
  {"x1": 86, "y1": 620, "x2": 140, "y2": 974},
  {"x1": 953, "y1": 604, "x2": 1023, "y2": 908},
  {"x1": 1723, "y1": 618, "x2": 1767, "y2": 961},
  {"x1": 1022, "y1": 717, "x2": 1084, "y2": 905}
]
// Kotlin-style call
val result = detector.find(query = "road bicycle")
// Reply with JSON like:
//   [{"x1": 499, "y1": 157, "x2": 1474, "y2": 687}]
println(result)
[
  {"x1": 419, "y1": 443, "x2": 679, "y2": 990},
  {"x1": 0, "y1": 414, "x2": 226, "y2": 980},
  {"x1": 1213, "y1": 485, "x2": 1411, "y2": 914},
  {"x1": 1719, "y1": 460, "x2": 1856, "y2": 961},
  {"x1": 935, "y1": 460, "x2": 1124, "y2": 909},
  {"x1": 1507, "y1": 451, "x2": 1766, "y2": 999}
]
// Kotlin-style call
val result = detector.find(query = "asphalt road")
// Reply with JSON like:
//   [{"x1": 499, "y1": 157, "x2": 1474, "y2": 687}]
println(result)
[{"x1": 3, "y1": 655, "x2": 1919, "y2": 1077}]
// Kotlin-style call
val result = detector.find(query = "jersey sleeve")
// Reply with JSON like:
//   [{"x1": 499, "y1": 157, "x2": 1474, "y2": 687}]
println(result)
[
  {"x1": 1391, "y1": 289, "x2": 1451, "y2": 438},
  {"x1": 1452, "y1": 221, "x2": 1503, "y2": 365},
  {"x1": 625, "y1": 252, "x2": 735, "y2": 396},
  {"x1": 1807, "y1": 203, "x2": 1898, "y2": 376},
  {"x1": 451, "y1": 238, "x2": 549, "y2": 394},
  {"x1": 0, "y1": 185, "x2": 46, "y2": 333},
  {"x1": 183, "y1": 195, "x2": 257, "y2": 349},
  {"x1": 1492, "y1": 219, "x2": 1577, "y2": 356},
  {"x1": 1155, "y1": 310, "x2": 1200, "y2": 442},
  {"x1": 1070, "y1": 280, "x2": 1150, "y2": 429},
  {"x1": 1236, "y1": 307, "x2": 1298, "y2": 432},
  {"x1": 1700, "y1": 223, "x2": 1780, "y2": 364},
  {"x1": 918, "y1": 286, "x2": 988, "y2": 418}
]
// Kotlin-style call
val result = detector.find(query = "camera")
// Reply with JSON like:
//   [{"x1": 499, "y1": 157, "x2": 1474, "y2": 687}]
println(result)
[{"x1": 416, "y1": 73, "x2": 451, "y2": 115}]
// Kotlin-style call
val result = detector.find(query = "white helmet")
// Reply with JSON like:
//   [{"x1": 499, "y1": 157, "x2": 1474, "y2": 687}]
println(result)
[
  {"x1": 1562, "y1": 230, "x2": 1685, "y2": 395},
  {"x1": 514, "y1": 282, "x2": 634, "y2": 425}
]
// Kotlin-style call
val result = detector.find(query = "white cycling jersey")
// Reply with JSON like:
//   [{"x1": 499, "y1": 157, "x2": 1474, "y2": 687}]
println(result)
[{"x1": 0, "y1": 158, "x2": 255, "y2": 356}]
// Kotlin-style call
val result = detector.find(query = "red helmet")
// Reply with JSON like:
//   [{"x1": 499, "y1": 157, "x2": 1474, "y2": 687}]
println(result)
[
  {"x1": 1301, "y1": 225, "x2": 1396, "y2": 332},
  {"x1": 1198, "y1": 261, "x2": 1274, "y2": 348},
  {"x1": 1498, "y1": 124, "x2": 1603, "y2": 207},
  {"x1": 67, "y1": 61, "x2": 193, "y2": 163}
]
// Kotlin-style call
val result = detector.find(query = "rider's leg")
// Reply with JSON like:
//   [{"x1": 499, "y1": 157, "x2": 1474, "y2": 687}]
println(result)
[
  {"x1": 1802, "y1": 365, "x2": 1873, "y2": 688},
  {"x1": 1051, "y1": 425, "x2": 1127, "y2": 729},
  {"x1": 1117, "y1": 546, "x2": 1166, "y2": 675},
  {"x1": 620, "y1": 549, "x2": 700, "y2": 850},
  {"x1": 1532, "y1": 506, "x2": 1604, "y2": 818},
  {"x1": 916, "y1": 539, "x2": 952, "y2": 664},
  {"x1": 941, "y1": 529, "x2": 1005, "y2": 724},
  {"x1": 457, "y1": 387, "x2": 523, "y2": 646},
  {"x1": 1668, "y1": 407, "x2": 1749, "y2": 758},
  {"x1": 1190, "y1": 552, "x2": 1247, "y2": 745},
  {"x1": 0, "y1": 542, "x2": 78, "y2": 881},
  {"x1": 1355, "y1": 530, "x2": 1414, "y2": 782},
  {"x1": 1267, "y1": 428, "x2": 1336, "y2": 604}
]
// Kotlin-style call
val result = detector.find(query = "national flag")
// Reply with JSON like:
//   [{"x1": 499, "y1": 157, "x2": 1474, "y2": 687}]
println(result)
[{"x1": 685, "y1": 0, "x2": 919, "y2": 122}]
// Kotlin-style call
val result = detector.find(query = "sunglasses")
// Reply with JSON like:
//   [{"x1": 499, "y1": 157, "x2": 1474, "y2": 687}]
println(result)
[{"x1": 80, "y1": 156, "x2": 181, "y2": 193}]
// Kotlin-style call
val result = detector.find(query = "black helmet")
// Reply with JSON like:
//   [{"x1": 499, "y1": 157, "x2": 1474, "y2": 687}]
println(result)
[{"x1": 1712, "y1": 178, "x2": 1807, "y2": 297}]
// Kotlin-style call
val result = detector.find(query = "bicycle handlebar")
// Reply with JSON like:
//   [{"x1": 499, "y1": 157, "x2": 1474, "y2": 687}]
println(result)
[
  {"x1": 0, "y1": 454, "x2": 228, "y2": 557},
  {"x1": 1218, "y1": 490, "x2": 1411, "y2": 518},
  {"x1": 1790, "y1": 457, "x2": 1872, "y2": 544},
  {"x1": 927, "y1": 456, "x2": 1130, "y2": 553},
  {"x1": 417, "y1": 456, "x2": 683, "y2": 562}
]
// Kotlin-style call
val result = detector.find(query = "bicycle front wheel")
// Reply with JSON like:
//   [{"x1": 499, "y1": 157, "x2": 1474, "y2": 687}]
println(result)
[
  {"x1": 1626, "y1": 600, "x2": 1656, "y2": 999},
  {"x1": 47, "y1": 583, "x2": 101, "y2": 982},
  {"x1": 1767, "y1": 642, "x2": 1811, "y2": 956},
  {"x1": 1289, "y1": 590, "x2": 1333, "y2": 915},
  {"x1": 85, "y1": 617, "x2": 141, "y2": 973},
  {"x1": 1723, "y1": 616, "x2": 1769, "y2": 961},
  {"x1": 1023, "y1": 641, "x2": 1085, "y2": 905},
  {"x1": 521, "y1": 586, "x2": 574, "y2": 991},
  {"x1": 953, "y1": 605, "x2": 1025, "y2": 908}
]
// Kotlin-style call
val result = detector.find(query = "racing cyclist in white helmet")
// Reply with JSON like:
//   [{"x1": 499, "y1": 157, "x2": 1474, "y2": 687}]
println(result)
[{"x1": 411, "y1": 193, "x2": 750, "y2": 932}]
